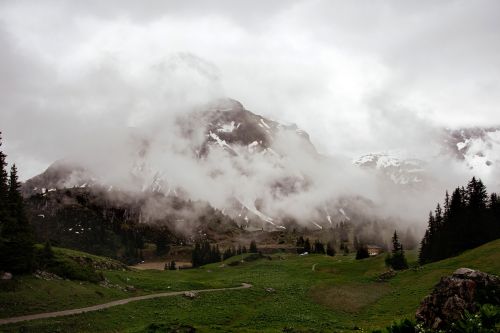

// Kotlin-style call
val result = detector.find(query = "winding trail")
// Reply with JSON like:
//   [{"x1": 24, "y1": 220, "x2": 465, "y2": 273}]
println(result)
[{"x1": 0, "y1": 283, "x2": 252, "y2": 325}]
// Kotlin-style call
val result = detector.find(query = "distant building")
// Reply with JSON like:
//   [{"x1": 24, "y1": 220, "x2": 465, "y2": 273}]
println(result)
[{"x1": 366, "y1": 245, "x2": 383, "y2": 256}]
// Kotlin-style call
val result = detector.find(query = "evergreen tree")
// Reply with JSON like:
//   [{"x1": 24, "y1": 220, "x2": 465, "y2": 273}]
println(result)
[
  {"x1": 343, "y1": 243, "x2": 350, "y2": 255},
  {"x1": 223, "y1": 246, "x2": 235, "y2": 260},
  {"x1": 355, "y1": 245, "x2": 369, "y2": 260},
  {"x1": 42, "y1": 240, "x2": 54, "y2": 260},
  {"x1": 191, "y1": 240, "x2": 222, "y2": 267},
  {"x1": 385, "y1": 231, "x2": 408, "y2": 270},
  {"x1": 326, "y1": 241, "x2": 336, "y2": 256},
  {"x1": 0, "y1": 164, "x2": 34, "y2": 273},
  {"x1": 444, "y1": 190, "x2": 450, "y2": 220},
  {"x1": 192, "y1": 241, "x2": 201, "y2": 267},
  {"x1": 419, "y1": 177, "x2": 500, "y2": 265},
  {"x1": 37, "y1": 240, "x2": 55, "y2": 269},
  {"x1": 313, "y1": 240, "x2": 325, "y2": 254},
  {"x1": 296, "y1": 236, "x2": 305, "y2": 253},
  {"x1": 303, "y1": 238, "x2": 311, "y2": 253},
  {"x1": 353, "y1": 236, "x2": 360, "y2": 251},
  {"x1": 418, "y1": 225, "x2": 431, "y2": 265},
  {"x1": 249, "y1": 240, "x2": 258, "y2": 253},
  {"x1": 0, "y1": 132, "x2": 8, "y2": 226},
  {"x1": 155, "y1": 233, "x2": 170, "y2": 256},
  {"x1": 466, "y1": 177, "x2": 489, "y2": 247}
]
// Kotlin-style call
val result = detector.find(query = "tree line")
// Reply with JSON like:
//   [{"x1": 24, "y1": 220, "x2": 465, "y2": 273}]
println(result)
[
  {"x1": 191, "y1": 240, "x2": 258, "y2": 267},
  {"x1": 419, "y1": 177, "x2": 500, "y2": 265},
  {"x1": 0, "y1": 132, "x2": 35, "y2": 273},
  {"x1": 296, "y1": 236, "x2": 336, "y2": 256}
]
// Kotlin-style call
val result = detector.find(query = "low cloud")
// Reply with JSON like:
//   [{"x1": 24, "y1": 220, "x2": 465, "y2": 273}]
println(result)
[{"x1": 1, "y1": 1, "x2": 500, "y2": 235}]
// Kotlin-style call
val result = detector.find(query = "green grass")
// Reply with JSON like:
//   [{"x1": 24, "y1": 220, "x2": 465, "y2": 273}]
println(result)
[
  {"x1": 0, "y1": 246, "x2": 129, "y2": 317},
  {"x1": 1, "y1": 240, "x2": 499, "y2": 332}
]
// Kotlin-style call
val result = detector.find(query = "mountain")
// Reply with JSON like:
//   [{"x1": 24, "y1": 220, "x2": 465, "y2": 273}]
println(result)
[
  {"x1": 352, "y1": 127, "x2": 500, "y2": 188},
  {"x1": 353, "y1": 152, "x2": 427, "y2": 186},
  {"x1": 443, "y1": 127, "x2": 500, "y2": 171},
  {"x1": 22, "y1": 99, "x2": 324, "y2": 229},
  {"x1": 21, "y1": 99, "x2": 430, "y2": 261},
  {"x1": 189, "y1": 99, "x2": 317, "y2": 157},
  {"x1": 24, "y1": 99, "x2": 499, "y2": 257}
]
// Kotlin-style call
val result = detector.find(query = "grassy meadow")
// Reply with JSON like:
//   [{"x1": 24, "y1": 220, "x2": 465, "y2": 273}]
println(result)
[{"x1": 1, "y1": 239, "x2": 499, "y2": 332}]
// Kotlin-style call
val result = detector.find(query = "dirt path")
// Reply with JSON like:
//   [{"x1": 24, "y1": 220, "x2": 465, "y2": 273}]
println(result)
[
  {"x1": 312, "y1": 263, "x2": 317, "y2": 271},
  {"x1": 0, "y1": 283, "x2": 252, "y2": 325}
]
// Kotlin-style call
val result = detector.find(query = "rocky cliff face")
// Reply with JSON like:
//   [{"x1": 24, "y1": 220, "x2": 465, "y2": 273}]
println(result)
[{"x1": 416, "y1": 268, "x2": 500, "y2": 330}]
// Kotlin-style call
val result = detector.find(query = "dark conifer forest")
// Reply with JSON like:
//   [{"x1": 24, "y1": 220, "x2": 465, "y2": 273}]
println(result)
[
  {"x1": 419, "y1": 177, "x2": 500, "y2": 264},
  {"x1": 0, "y1": 132, "x2": 35, "y2": 273}
]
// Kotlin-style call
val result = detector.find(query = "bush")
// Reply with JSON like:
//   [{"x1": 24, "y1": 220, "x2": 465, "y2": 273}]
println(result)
[
  {"x1": 374, "y1": 305, "x2": 500, "y2": 333},
  {"x1": 385, "y1": 252, "x2": 408, "y2": 270},
  {"x1": 356, "y1": 246, "x2": 370, "y2": 260},
  {"x1": 371, "y1": 319, "x2": 415, "y2": 333},
  {"x1": 386, "y1": 319, "x2": 416, "y2": 333},
  {"x1": 452, "y1": 304, "x2": 500, "y2": 333}
]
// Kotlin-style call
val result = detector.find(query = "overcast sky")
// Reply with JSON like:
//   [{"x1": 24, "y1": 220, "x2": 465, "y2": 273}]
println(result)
[{"x1": 1, "y1": 0, "x2": 499, "y2": 180}]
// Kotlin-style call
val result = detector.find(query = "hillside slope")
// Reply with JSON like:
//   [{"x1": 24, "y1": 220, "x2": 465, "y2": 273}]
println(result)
[{"x1": 1, "y1": 239, "x2": 499, "y2": 332}]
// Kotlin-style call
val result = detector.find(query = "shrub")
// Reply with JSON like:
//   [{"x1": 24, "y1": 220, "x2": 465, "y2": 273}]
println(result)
[
  {"x1": 452, "y1": 304, "x2": 500, "y2": 333},
  {"x1": 356, "y1": 246, "x2": 370, "y2": 260}
]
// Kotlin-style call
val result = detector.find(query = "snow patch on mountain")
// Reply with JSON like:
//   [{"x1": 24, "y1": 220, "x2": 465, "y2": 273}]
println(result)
[
  {"x1": 217, "y1": 121, "x2": 238, "y2": 133},
  {"x1": 353, "y1": 152, "x2": 426, "y2": 186}
]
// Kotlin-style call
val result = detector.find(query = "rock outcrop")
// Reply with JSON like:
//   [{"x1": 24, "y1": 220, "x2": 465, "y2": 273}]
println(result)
[{"x1": 416, "y1": 268, "x2": 500, "y2": 329}]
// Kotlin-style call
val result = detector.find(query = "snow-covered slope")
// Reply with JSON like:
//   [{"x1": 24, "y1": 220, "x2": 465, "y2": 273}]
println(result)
[
  {"x1": 444, "y1": 127, "x2": 500, "y2": 173},
  {"x1": 353, "y1": 152, "x2": 427, "y2": 186}
]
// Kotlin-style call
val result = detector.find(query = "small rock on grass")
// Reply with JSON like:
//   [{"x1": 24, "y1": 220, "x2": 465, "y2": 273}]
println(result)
[{"x1": 183, "y1": 291, "x2": 197, "y2": 299}]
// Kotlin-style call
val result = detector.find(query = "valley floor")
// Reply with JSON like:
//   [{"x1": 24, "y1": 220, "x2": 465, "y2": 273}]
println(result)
[{"x1": 1, "y1": 240, "x2": 500, "y2": 332}]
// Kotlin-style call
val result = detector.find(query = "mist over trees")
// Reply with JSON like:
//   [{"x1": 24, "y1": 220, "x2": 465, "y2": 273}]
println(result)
[{"x1": 419, "y1": 177, "x2": 500, "y2": 264}]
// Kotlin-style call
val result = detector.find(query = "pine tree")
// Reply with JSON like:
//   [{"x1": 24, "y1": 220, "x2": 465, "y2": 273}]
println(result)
[
  {"x1": 42, "y1": 240, "x2": 54, "y2": 259},
  {"x1": 326, "y1": 241, "x2": 336, "y2": 256},
  {"x1": 418, "y1": 228, "x2": 430, "y2": 265},
  {"x1": 444, "y1": 191, "x2": 450, "y2": 220},
  {"x1": 192, "y1": 242, "x2": 201, "y2": 267},
  {"x1": 313, "y1": 240, "x2": 325, "y2": 254},
  {"x1": 467, "y1": 177, "x2": 489, "y2": 247},
  {"x1": 386, "y1": 231, "x2": 408, "y2": 270},
  {"x1": 353, "y1": 236, "x2": 360, "y2": 251},
  {"x1": 249, "y1": 240, "x2": 258, "y2": 253},
  {"x1": 0, "y1": 132, "x2": 9, "y2": 227},
  {"x1": 355, "y1": 245, "x2": 369, "y2": 260},
  {"x1": 155, "y1": 231, "x2": 170, "y2": 256},
  {"x1": 303, "y1": 238, "x2": 311, "y2": 253},
  {"x1": 296, "y1": 236, "x2": 305, "y2": 254},
  {"x1": 0, "y1": 164, "x2": 34, "y2": 273},
  {"x1": 343, "y1": 243, "x2": 350, "y2": 255}
]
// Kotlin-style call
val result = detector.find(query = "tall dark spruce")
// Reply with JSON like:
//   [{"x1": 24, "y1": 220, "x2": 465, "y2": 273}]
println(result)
[
  {"x1": 385, "y1": 230, "x2": 408, "y2": 270},
  {"x1": 0, "y1": 133, "x2": 34, "y2": 273}
]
